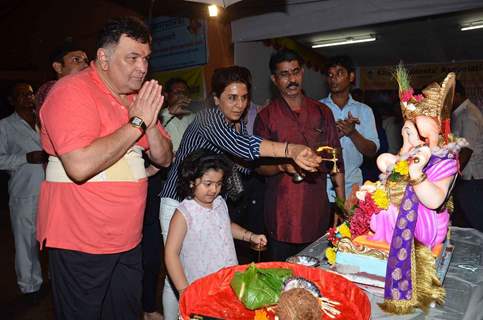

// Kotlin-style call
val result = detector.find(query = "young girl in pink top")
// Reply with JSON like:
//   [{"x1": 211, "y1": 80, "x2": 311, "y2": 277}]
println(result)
[{"x1": 164, "y1": 149, "x2": 267, "y2": 308}]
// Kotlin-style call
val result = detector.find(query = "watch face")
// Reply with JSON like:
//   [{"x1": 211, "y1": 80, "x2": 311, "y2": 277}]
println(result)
[{"x1": 131, "y1": 117, "x2": 142, "y2": 126}]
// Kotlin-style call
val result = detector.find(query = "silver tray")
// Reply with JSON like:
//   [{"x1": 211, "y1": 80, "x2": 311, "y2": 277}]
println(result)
[{"x1": 286, "y1": 255, "x2": 320, "y2": 267}]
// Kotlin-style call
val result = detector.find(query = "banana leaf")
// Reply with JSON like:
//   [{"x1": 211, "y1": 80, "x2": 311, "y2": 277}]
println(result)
[{"x1": 230, "y1": 263, "x2": 293, "y2": 310}]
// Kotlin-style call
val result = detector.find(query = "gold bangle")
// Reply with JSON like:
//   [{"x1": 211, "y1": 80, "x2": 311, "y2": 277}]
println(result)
[{"x1": 409, "y1": 173, "x2": 427, "y2": 186}]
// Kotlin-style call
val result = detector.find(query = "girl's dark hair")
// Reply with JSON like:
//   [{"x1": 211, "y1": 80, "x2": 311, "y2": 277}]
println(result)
[
  {"x1": 177, "y1": 149, "x2": 231, "y2": 199},
  {"x1": 211, "y1": 66, "x2": 252, "y2": 98}
]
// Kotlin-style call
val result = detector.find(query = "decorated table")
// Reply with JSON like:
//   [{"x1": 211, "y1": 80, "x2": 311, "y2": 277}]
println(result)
[
  {"x1": 297, "y1": 227, "x2": 483, "y2": 320},
  {"x1": 179, "y1": 261, "x2": 371, "y2": 319}
]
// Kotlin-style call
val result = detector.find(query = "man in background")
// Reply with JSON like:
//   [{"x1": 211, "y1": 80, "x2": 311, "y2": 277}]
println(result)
[
  {"x1": 254, "y1": 49, "x2": 344, "y2": 261},
  {"x1": 160, "y1": 78, "x2": 195, "y2": 152},
  {"x1": 451, "y1": 80, "x2": 483, "y2": 231},
  {"x1": 35, "y1": 39, "x2": 88, "y2": 114},
  {"x1": 320, "y1": 55, "x2": 379, "y2": 206},
  {"x1": 0, "y1": 82, "x2": 47, "y2": 303}
]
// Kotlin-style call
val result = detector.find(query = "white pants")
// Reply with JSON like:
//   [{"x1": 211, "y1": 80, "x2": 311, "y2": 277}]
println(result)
[
  {"x1": 160, "y1": 197, "x2": 180, "y2": 320},
  {"x1": 9, "y1": 196, "x2": 43, "y2": 293}
]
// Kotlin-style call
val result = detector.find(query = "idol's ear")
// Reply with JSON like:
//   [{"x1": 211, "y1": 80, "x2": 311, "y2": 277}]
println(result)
[{"x1": 439, "y1": 73, "x2": 456, "y2": 140}]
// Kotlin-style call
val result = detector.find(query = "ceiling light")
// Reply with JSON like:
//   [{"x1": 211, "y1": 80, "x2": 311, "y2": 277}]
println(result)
[
  {"x1": 208, "y1": 4, "x2": 219, "y2": 17},
  {"x1": 461, "y1": 21, "x2": 483, "y2": 31},
  {"x1": 312, "y1": 34, "x2": 376, "y2": 48}
]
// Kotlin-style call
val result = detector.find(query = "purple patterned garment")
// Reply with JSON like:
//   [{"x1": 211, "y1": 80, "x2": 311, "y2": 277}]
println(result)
[
  {"x1": 383, "y1": 153, "x2": 457, "y2": 301},
  {"x1": 371, "y1": 157, "x2": 457, "y2": 248}
]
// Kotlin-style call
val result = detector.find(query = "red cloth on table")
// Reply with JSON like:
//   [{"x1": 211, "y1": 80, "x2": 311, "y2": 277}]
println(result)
[{"x1": 179, "y1": 262, "x2": 371, "y2": 320}]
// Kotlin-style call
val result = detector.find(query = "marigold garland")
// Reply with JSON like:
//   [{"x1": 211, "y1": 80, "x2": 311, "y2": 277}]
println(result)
[
  {"x1": 338, "y1": 223, "x2": 352, "y2": 238},
  {"x1": 325, "y1": 247, "x2": 336, "y2": 265},
  {"x1": 254, "y1": 309, "x2": 269, "y2": 320},
  {"x1": 394, "y1": 160, "x2": 409, "y2": 176},
  {"x1": 372, "y1": 189, "x2": 389, "y2": 210}
]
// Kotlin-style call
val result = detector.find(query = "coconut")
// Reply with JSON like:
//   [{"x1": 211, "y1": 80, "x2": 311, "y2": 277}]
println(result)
[{"x1": 276, "y1": 288, "x2": 322, "y2": 320}]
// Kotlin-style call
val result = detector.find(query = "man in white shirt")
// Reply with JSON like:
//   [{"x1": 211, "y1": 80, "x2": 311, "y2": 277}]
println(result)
[
  {"x1": 160, "y1": 78, "x2": 195, "y2": 152},
  {"x1": 320, "y1": 56, "x2": 379, "y2": 202},
  {"x1": 451, "y1": 80, "x2": 483, "y2": 231},
  {"x1": 0, "y1": 83, "x2": 47, "y2": 302}
]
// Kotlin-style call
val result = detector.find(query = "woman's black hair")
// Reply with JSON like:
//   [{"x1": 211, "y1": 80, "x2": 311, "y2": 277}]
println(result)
[
  {"x1": 211, "y1": 66, "x2": 252, "y2": 98},
  {"x1": 177, "y1": 149, "x2": 231, "y2": 199}
]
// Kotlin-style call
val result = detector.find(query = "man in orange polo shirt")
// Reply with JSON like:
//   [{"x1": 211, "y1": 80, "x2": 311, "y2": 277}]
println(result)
[{"x1": 38, "y1": 17, "x2": 172, "y2": 319}]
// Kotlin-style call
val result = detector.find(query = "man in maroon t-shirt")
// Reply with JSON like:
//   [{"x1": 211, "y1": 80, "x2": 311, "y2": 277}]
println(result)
[{"x1": 254, "y1": 49, "x2": 345, "y2": 261}]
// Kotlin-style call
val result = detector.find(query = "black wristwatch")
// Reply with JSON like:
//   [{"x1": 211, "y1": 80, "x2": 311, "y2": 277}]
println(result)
[{"x1": 129, "y1": 116, "x2": 147, "y2": 133}]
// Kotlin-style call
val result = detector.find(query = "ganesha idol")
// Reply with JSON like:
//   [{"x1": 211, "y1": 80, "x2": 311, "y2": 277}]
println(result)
[{"x1": 326, "y1": 67, "x2": 468, "y2": 314}]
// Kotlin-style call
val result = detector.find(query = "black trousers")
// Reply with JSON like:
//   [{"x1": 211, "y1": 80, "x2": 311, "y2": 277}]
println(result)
[
  {"x1": 49, "y1": 245, "x2": 142, "y2": 320},
  {"x1": 141, "y1": 171, "x2": 164, "y2": 313}
]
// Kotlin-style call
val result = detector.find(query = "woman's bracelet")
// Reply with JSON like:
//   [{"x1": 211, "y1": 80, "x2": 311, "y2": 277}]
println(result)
[
  {"x1": 409, "y1": 173, "x2": 427, "y2": 186},
  {"x1": 284, "y1": 142, "x2": 289, "y2": 157},
  {"x1": 249, "y1": 232, "x2": 254, "y2": 242}
]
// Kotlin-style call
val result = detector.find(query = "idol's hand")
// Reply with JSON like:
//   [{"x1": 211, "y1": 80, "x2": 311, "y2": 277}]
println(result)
[
  {"x1": 287, "y1": 144, "x2": 322, "y2": 172},
  {"x1": 409, "y1": 145, "x2": 431, "y2": 177}
]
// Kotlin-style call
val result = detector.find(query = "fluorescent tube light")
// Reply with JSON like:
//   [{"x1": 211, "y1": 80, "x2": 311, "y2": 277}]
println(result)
[
  {"x1": 312, "y1": 35, "x2": 376, "y2": 48},
  {"x1": 461, "y1": 21, "x2": 483, "y2": 31}
]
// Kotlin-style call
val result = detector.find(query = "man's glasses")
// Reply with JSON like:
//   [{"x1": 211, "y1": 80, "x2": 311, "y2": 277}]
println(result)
[{"x1": 276, "y1": 67, "x2": 302, "y2": 79}]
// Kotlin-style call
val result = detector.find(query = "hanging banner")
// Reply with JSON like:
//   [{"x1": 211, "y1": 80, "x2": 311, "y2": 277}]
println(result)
[
  {"x1": 152, "y1": 66, "x2": 205, "y2": 101},
  {"x1": 150, "y1": 16, "x2": 207, "y2": 72},
  {"x1": 361, "y1": 61, "x2": 483, "y2": 90},
  {"x1": 360, "y1": 61, "x2": 483, "y2": 111}
]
